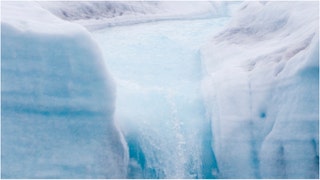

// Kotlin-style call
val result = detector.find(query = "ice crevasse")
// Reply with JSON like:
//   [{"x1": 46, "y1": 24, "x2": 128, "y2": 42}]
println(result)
[
  {"x1": 1, "y1": 2, "x2": 128, "y2": 178},
  {"x1": 201, "y1": 1, "x2": 319, "y2": 178}
]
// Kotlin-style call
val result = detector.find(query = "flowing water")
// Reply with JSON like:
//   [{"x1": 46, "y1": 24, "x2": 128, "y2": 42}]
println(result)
[{"x1": 93, "y1": 17, "x2": 229, "y2": 178}]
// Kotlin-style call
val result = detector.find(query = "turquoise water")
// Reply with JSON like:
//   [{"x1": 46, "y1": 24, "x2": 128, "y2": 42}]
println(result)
[{"x1": 93, "y1": 17, "x2": 229, "y2": 178}]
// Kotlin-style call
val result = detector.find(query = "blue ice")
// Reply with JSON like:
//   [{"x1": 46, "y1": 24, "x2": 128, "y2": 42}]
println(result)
[{"x1": 93, "y1": 18, "x2": 229, "y2": 178}]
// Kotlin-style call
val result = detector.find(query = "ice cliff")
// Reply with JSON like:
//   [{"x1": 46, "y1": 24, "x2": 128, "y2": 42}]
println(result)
[
  {"x1": 1, "y1": 2, "x2": 127, "y2": 178},
  {"x1": 201, "y1": 1, "x2": 319, "y2": 178}
]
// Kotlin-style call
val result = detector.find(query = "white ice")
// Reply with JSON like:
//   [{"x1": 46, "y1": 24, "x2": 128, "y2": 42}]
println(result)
[
  {"x1": 201, "y1": 1, "x2": 319, "y2": 178},
  {"x1": 39, "y1": 1, "x2": 237, "y2": 30}
]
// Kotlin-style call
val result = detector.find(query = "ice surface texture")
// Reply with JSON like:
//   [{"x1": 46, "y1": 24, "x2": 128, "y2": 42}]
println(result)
[
  {"x1": 39, "y1": 1, "x2": 236, "y2": 30},
  {"x1": 1, "y1": 2, "x2": 128, "y2": 178},
  {"x1": 201, "y1": 2, "x2": 319, "y2": 178}
]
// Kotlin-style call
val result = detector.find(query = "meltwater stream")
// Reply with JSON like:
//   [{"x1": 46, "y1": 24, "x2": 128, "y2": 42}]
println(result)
[{"x1": 93, "y1": 18, "x2": 228, "y2": 178}]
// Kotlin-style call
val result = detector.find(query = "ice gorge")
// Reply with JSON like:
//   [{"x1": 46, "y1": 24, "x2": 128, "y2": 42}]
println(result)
[{"x1": 1, "y1": 1, "x2": 319, "y2": 179}]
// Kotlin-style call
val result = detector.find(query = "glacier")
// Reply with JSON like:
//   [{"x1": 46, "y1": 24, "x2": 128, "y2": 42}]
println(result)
[
  {"x1": 201, "y1": 1, "x2": 319, "y2": 178},
  {"x1": 1, "y1": 1, "x2": 319, "y2": 179},
  {"x1": 1, "y1": 2, "x2": 127, "y2": 178}
]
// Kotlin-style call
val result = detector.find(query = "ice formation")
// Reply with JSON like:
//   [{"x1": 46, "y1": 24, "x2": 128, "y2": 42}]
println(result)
[
  {"x1": 201, "y1": 1, "x2": 319, "y2": 178},
  {"x1": 1, "y1": 1, "x2": 318, "y2": 179},
  {"x1": 1, "y1": 2, "x2": 127, "y2": 178}
]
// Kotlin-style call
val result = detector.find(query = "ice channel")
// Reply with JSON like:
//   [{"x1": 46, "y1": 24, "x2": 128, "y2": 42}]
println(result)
[{"x1": 93, "y1": 18, "x2": 229, "y2": 178}]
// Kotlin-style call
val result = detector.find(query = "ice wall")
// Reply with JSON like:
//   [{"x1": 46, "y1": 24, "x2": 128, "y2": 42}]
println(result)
[
  {"x1": 201, "y1": 1, "x2": 319, "y2": 178},
  {"x1": 1, "y1": 2, "x2": 127, "y2": 178}
]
